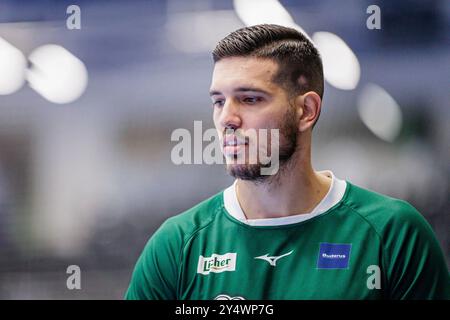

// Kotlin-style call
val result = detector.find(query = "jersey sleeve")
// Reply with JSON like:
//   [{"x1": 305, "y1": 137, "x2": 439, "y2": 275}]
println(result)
[
  {"x1": 381, "y1": 201, "x2": 449, "y2": 299},
  {"x1": 125, "y1": 219, "x2": 182, "y2": 300}
]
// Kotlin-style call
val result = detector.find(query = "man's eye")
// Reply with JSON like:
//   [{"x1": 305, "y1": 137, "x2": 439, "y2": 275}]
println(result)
[
  {"x1": 212, "y1": 100, "x2": 225, "y2": 107},
  {"x1": 242, "y1": 97, "x2": 262, "y2": 104}
]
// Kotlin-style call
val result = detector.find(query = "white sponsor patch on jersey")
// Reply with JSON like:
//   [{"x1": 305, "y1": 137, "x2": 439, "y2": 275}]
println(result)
[{"x1": 197, "y1": 253, "x2": 237, "y2": 275}]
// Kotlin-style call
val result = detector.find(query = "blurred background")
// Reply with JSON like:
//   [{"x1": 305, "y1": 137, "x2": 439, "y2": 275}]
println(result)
[{"x1": 0, "y1": 0, "x2": 448, "y2": 299}]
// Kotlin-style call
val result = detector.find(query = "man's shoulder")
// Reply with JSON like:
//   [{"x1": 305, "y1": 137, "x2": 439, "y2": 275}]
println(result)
[
  {"x1": 342, "y1": 182, "x2": 430, "y2": 235},
  {"x1": 158, "y1": 190, "x2": 224, "y2": 238}
]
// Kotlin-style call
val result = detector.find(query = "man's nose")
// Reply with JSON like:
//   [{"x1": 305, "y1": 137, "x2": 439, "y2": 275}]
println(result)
[{"x1": 219, "y1": 99, "x2": 242, "y2": 130}]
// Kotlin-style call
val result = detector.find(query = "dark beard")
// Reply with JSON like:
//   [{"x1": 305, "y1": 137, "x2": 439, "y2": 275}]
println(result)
[{"x1": 226, "y1": 106, "x2": 298, "y2": 183}]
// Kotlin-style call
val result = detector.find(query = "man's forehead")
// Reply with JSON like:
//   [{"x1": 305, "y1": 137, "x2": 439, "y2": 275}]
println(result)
[{"x1": 210, "y1": 57, "x2": 279, "y2": 93}]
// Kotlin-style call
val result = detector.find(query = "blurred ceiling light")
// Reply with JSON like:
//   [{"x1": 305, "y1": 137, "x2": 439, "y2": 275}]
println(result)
[
  {"x1": 26, "y1": 44, "x2": 88, "y2": 104},
  {"x1": 167, "y1": 10, "x2": 244, "y2": 53},
  {"x1": 312, "y1": 31, "x2": 360, "y2": 90},
  {"x1": 234, "y1": 0, "x2": 291, "y2": 27},
  {"x1": 357, "y1": 83, "x2": 403, "y2": 142},
  {"x1": 0, "y1": 37, "x2": 27, "y2": 95},
  {"x1": 233, "y1": 0, "x2": 309, "y2": 37}
]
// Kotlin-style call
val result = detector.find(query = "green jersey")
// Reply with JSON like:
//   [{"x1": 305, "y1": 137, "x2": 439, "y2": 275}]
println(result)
[{"x1": 125, "y1": 171, "x2": 449, "y2": 300}]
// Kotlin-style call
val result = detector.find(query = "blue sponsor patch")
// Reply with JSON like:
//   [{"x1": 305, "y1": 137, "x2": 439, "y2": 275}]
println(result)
[{"x1": 317, "y1": 243, "x2": 352, "y2": 269}]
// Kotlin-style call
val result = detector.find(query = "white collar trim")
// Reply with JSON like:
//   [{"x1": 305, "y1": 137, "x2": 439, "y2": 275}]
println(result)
[{"x1": 223, "y1": 170, "x2": 346, "y2": 226}]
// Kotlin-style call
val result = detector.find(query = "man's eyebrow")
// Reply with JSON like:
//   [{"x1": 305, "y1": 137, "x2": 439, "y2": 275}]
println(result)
[{"x1": 209, "y1": 87, "x2": 271, "y2": 96}]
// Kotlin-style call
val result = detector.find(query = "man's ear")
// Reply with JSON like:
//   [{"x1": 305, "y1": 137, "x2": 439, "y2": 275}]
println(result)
[{"x1": 294, "y1": 91, "x2": 321, "y2": 132}]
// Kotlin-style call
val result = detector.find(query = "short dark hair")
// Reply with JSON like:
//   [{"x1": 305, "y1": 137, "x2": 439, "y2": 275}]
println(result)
[
  {"x1": 212, "y1": 24, "x2": 324, "y2": 102},
  {"x1": 212, "y1": 24, "x2": 323, "y2": 98}
]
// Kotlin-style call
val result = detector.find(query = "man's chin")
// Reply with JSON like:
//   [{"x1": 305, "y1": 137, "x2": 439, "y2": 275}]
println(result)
[{"x1": 226, "y1": 163, "x2": 267, "y2": 181}]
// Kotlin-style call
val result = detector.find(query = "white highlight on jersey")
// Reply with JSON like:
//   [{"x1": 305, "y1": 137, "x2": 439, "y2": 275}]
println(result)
[
  {"x1": 214, "y1": 294, "x2": 246, "y2": 300},
  {"x1": 254, "y1": 250, "x2": 293, "y2": 267}
]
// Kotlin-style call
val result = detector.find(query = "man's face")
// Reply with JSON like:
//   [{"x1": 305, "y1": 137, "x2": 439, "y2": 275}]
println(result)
[{"x1": 209, "y1": 57, "x2": 299, "y2": 181}]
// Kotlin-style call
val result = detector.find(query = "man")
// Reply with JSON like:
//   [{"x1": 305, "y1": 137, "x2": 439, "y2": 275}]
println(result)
[{"x1": 125, "y1": 24, "x2": 449, "y2": 299}]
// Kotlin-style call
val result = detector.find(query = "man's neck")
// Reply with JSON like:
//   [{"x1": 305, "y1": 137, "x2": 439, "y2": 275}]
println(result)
[{"x1": 235, "y1": 158, "x2": 332, "y2": 220}]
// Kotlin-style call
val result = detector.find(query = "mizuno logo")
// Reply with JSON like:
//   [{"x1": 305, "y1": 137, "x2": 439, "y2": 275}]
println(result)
[{"x1": 254, "y1": 250, "x2": 293, "y2": 267}]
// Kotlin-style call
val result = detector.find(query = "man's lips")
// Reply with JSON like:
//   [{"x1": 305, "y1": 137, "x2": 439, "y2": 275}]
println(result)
[
  {"x1": 222, "y1": 135, "x2": 248, "y2": 156},
  {"x1": 223, "y1": 135, "x2": 248, "y2": 147}
]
